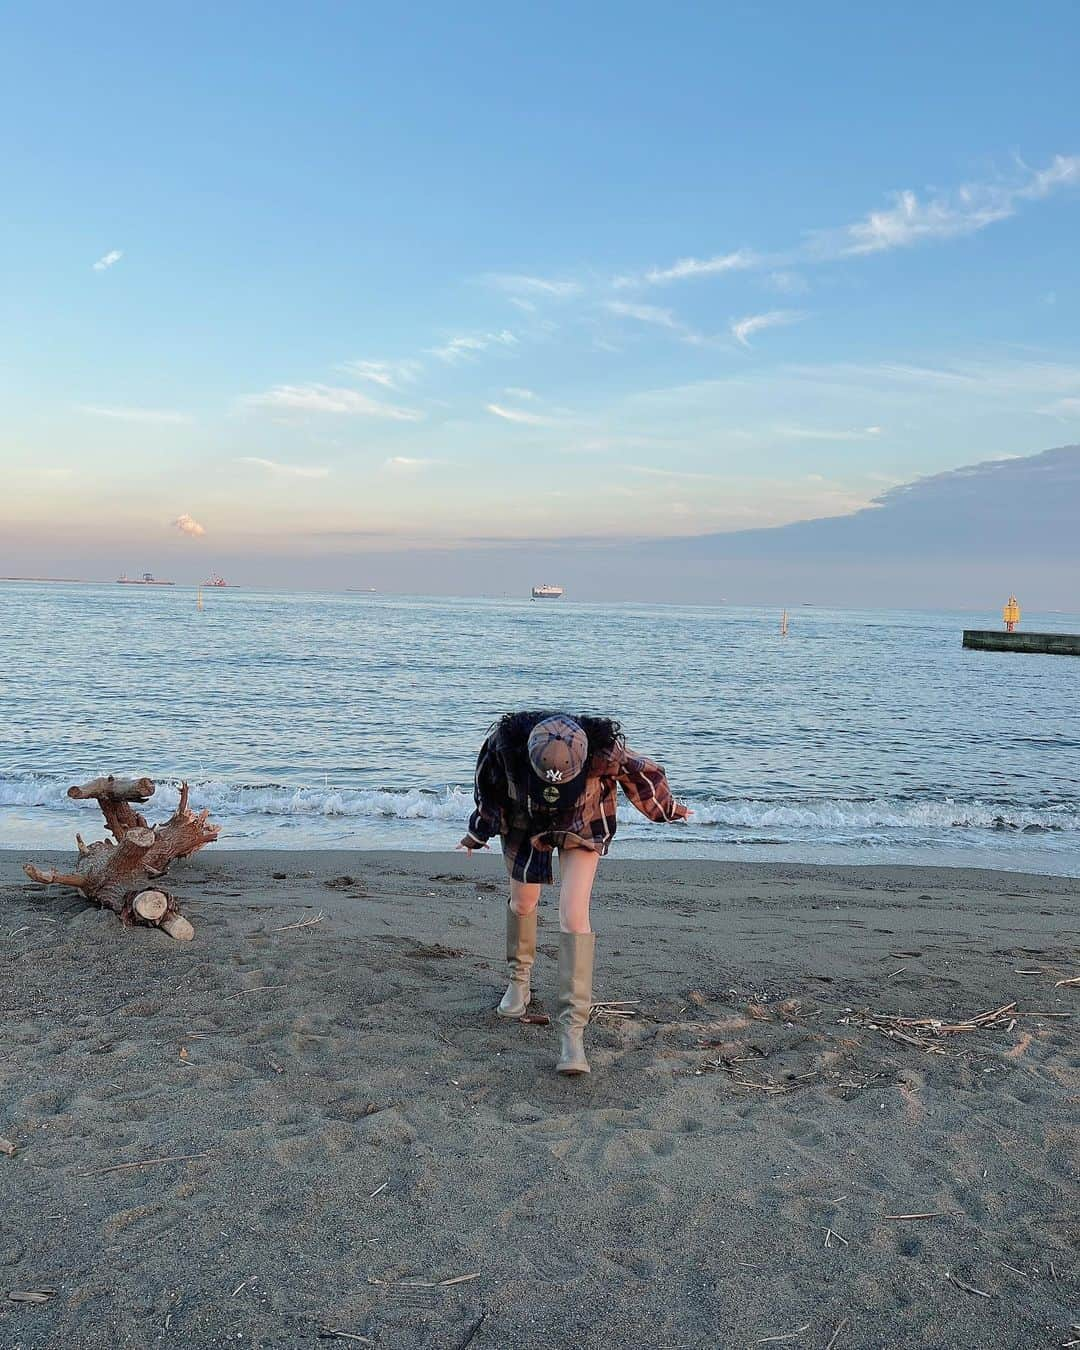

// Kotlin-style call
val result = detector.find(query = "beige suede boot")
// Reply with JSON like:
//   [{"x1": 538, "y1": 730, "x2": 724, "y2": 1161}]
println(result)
[
  {"x1": 555, "y1": 931, "x2": 595, "y2": 1074},
  {"x1": 497, "y1": 906, "x2": 537, "y2": 1018}
]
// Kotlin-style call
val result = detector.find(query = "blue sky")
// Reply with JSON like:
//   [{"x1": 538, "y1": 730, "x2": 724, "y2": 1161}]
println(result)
[{"x1": 2, "y1": 1, "x2": 1079, "y2": 584}]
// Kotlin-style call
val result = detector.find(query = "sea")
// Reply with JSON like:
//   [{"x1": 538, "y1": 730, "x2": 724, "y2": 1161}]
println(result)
[{"x1": 2, "y1": 582, "x2": 1078, "y2": 875}]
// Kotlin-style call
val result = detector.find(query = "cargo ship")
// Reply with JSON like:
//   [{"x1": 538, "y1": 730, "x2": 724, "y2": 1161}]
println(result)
[
  {"x1": 203, "y1": 572, "x2": 230, "y2": 587},
  {"x1": 531, "y1": 584, "x2": 564, "y2": 600},
  {"x1": 117, "y1": 572, "x2": 175, "y2": 586}
]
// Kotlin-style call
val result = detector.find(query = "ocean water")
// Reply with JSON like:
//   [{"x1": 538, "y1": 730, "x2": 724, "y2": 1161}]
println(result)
[{"x1": 2, "y1": 582, "x2": 1078, "y2": 875}]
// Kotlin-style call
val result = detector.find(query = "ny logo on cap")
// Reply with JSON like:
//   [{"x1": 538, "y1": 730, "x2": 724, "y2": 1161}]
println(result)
[{"x1": 545, "y1": 768, "x2": 564, "y2": 782}]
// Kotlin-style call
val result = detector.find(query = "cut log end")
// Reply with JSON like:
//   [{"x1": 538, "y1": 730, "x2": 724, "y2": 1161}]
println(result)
[
  {"x1": 132, "y1": 890, "x2": 169, "y2": 923},
  {"x1": 159, "y1": 913, "x2": 195, "y2": 942}
]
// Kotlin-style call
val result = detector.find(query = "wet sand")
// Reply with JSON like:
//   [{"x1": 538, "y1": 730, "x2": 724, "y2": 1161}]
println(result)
[{"x1": 1, "y1": 848, "x2": 1077, "y2": 1348}]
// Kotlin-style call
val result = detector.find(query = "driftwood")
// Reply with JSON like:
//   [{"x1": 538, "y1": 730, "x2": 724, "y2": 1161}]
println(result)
[{"x1": 23, "y1": 776, "x2": 219, "y2": 941}]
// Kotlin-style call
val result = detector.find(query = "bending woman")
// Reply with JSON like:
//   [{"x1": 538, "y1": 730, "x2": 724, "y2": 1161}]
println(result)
[{"x1": 458, "y1": 712, "x2": 690, "y2": 1076}]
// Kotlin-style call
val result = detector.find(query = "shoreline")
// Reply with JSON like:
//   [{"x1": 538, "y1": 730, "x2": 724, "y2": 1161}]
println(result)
[{"x1": 2, "y1": 849, "x2": 1076, "y2": 1347}]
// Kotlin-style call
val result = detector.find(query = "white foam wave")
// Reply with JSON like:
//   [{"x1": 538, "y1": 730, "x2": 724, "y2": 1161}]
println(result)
[
  {"x1": 0, "y1": 774, "x2": 474, "y2": 821},
  {"x1": 1, "y1": 774, "x2": 1076, "y2": 834},
  {"x1": 687, "y1": 797, "x2": 1080, "y2": 832}
]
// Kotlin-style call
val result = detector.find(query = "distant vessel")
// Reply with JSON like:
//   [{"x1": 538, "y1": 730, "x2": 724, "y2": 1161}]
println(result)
[
  {"x1": 203, "y1": 572, "x2": 230, "y2": 588},
  {"x1": 117, "y1": 572, "x2": 175, "y2": 586},
  {"x1": 531, "y1": 584, "x2": 564, "y2": 600}
]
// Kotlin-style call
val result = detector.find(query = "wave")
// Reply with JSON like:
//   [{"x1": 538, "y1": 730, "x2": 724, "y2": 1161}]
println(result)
[
  {"x1": 1, "y1": 773, "x2": 1077, "y2": 834},
  {"x1": 0, "y1": 774, "x2": 474, "y2": 821},
  {"x1": 687, "y1": 798, "x2": 1080, "y2": 833}
]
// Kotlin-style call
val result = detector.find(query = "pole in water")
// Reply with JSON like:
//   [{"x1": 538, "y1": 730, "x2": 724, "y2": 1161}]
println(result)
[
  {"x1": 780, "y1": 609, "x2": 789, "y2": 636},
  {"x1": 196, "y1": 587, "x2": 203, "y2": 611}
]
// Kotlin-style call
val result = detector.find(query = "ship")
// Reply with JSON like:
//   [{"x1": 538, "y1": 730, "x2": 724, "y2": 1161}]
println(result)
[
  {"x1": 116, "y1": 571, "x2": 175, "y2": 586},
  {"x1": 203, "y1": 572, "x2": 230, "y2": 587},
  {"x1": 531, "y1": 584, "x2": 565, "y2": 600}
]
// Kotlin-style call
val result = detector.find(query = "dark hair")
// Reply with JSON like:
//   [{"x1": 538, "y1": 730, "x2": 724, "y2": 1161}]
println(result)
[{"x1": 490, "y1": 711, "x2": 624, "y2": 812}]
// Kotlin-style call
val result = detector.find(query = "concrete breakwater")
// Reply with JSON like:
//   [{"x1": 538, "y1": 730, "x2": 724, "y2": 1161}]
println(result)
[{"x1": 963, "y1": 629, "x2": 1080, "y2": 656}]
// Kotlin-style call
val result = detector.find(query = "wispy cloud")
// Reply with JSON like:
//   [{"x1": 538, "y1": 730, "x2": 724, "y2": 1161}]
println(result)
[
  {"x1": 616, "y1": 250, "x2": 757, "y2": 288},
  {"x1": 731, "y1": 310, "x2": 807, "y2": 347},
  {"x1": 486, "y1": 402, "x2": 552, "y2": 425},
  {"x1": 484, "y1": 273, "x2": 581, "y2": 298},
  {"x1": 384, "y1": 456, "x2": 444, "y2": 471},
  {"x1": 775, "y1": 424, "x2": 882, "y2": 441},
  {"x1": 811, "y1": 155, "x2": 1080, "y2": 258},
  {"x1": 606, "y1": 300, "x2": 680, "y2": 329},
  {"x1": 341, "y1": 358, "x2": 421, "y2": 389},
  {"x1": 93, "y1": 249, "x2": 123, "y2": 271},
  {"x1": 766, "y1": 271, "x2": 809, "y2": 295},
  {"x1": 612, "y1": 155, "x2": 1080, "y2": 288},
  {"x1": 624, "y1": 464, "x2": 725, "y2": 481},
  {"x1": 1039, "y1": 397, "x2": 1080, "y2": 419},
  {"x1": 77, "y1": 404, "x2": 189, "y2": 424},
  {"x1": 246, "y1": 384, "x2": 422, "y2": 420},
  {"x1": 238, "y1": 456, "x2": 330, "y2": 479},
  {"x1": 428, "y1": 330, "x2": 518, "y2": 363},
  {"x1": 172, "y1": 513, "x2": 206, "y2": 538},
  {"x1": 503, "y1": 386, "x2": 538, "y2": 400}
]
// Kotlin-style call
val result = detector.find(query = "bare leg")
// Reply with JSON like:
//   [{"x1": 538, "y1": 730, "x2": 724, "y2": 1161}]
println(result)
[
  {"x1": 558, "y1": 847, "x2": 599, "y2": 933},
  {"x1": 509, "y1": 878, "x2": 541, "y2": 916}
]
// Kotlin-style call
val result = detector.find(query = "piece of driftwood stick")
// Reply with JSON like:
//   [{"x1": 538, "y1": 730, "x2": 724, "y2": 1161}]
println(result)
[
  {"x1": 69, "y1": 775, "x2": 154, "y2": 802},
  {"x1": 824, "y1": 1318, "x2": 849, "y2": 1350},
  {"x1": 80, "y1": 1151, "x2": 212, "y2": 1177},
  {"x1": 946, "y1": 1272, "x2": 991, "y2": 1298},
  {"x1": 751, "y1": 1325, "x2": 811, "y2": 1345}
]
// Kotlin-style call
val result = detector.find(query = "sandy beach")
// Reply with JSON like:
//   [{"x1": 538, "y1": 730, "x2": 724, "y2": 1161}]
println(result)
[{"x1": 0, "y1": 848, "x2": 1076, "y2": 1349}]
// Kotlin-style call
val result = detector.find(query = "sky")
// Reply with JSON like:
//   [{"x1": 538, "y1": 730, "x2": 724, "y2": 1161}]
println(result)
[{"x1": 2, "y1": 1, "x2": 1079, "y2": 597}]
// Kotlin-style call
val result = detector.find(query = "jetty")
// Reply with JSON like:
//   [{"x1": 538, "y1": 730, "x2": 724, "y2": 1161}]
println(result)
[{"x1": 963, "y1": 630, "x2": 1080, "y2": 656}]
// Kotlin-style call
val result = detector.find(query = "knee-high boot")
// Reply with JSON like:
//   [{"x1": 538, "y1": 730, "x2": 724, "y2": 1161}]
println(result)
[
  {"x1": 497, "y1": 906, "x2": 537, "y2": 1018},
  {"x1": 555, "y1": 930, "x2": 595, "y2": 1074}
]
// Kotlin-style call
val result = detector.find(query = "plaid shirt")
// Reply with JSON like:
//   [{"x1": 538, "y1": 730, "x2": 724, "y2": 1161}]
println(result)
[{"x1": 465, "y1": 737, "x2": 685, "y2": 883}]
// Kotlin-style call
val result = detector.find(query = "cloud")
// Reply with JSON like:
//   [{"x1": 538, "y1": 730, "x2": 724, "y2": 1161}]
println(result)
[
  {"x1": 238, "y1": 457, "x2": 330, "y2": 479},
  {"x1": 1022, "y1": 152, "x2": 1080, "y2": 197},
  {"x1": 775, "y1": 424, "x2": 883, "y2": 441},
  {"x1": 173, "y1": 513, "x2": 206, "y2": 538},
  {"x1": 606, "y1": 300, "x2": 680, "y2": 329},
  {"x1": 615, "y1": 250, "x2": 757, "y2": 288},
  {"x1": 766, "y1": 270, "x2": 809, "y2": 295},
  {"x1": 813, "y1": 155, "x2": 1080, "y2": 258},
  {"x1": 609, "y1": 156, "x2": 1080, "y2": 291},
  {"x1": 384, "y1": 456, "x2": 444, "y2": 470},
  {"x1": 624, "y1": 464, "x2": 725, "y2": 481},
  {"x1": 503, "y1": 387, "x2": 537, "y2": 400},
  {"x1": 93, "y1": 249, "x2": 123, "y2": 271},
  {"x1": 484, "y1": 273, "x2": 581, "y2": 298},
  {"x1": 246, "y1": 384, "x2": 422, "y2": 420},
  {"x1": 731, "y1": 310, "x2": 807, "y2": 347},
  {"x1": 428, "y1": 331, "x2": 518, "y2": 363},
  {"x1": 341, "y1": 359, "x2": 421, "y2": 389},
  {"x1": 77, "y1": 404, "x2": 190, "y2": 424},
  {"x1": 486, "y1": 402, "x2": 552, "y2": 425},
  {"x1": 1039, "y1": 397, "x2": 1080, "y2": 419}
]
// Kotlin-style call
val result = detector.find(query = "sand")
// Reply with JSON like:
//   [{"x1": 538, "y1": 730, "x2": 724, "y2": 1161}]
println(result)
[{"x1": 0, "y1": 847, "x2": 1076, "y2": 1349}]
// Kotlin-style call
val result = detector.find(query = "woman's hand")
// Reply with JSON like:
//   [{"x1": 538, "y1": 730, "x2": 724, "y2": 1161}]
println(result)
[{"x1": 456, "y1": 835, "x2": 491, "y2": 854}]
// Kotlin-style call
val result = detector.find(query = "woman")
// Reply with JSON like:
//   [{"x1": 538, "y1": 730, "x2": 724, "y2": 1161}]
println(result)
[{"x1": 458, "y1": 712, "x2": 691, "y2": 1076}]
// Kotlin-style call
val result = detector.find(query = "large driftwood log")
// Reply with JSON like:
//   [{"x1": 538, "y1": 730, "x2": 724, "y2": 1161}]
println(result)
[{"x1": 23, "y1": 777, "x2": 220, "y2": 941}]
